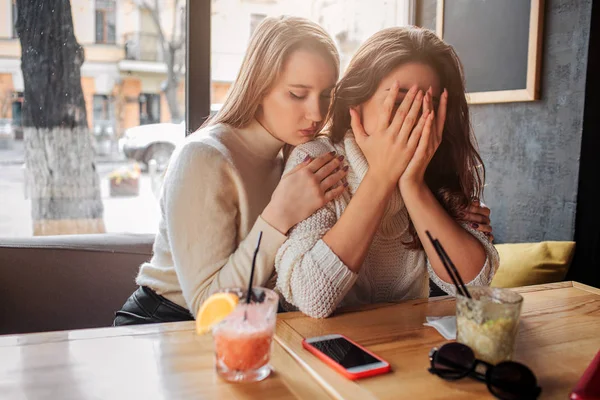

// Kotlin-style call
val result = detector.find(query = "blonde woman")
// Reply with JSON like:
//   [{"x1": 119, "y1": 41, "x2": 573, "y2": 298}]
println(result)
[
  {"x1": 275, "y1": 26, "x2": 499, "y2": 318},
  {"x1": 114, "y1": 16, "x2": 346, "y2": 325}
]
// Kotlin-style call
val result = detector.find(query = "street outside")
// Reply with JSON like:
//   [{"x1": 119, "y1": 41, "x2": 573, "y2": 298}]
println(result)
[{"x1": 0, "y1": 140, "x2": 161, "y2": 237}]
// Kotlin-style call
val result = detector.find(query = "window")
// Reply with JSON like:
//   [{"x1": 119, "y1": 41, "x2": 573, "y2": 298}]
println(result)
[
  {"x1": 210, "y1": 0, "x2": 412, "y2": 106},
  {"x1": 0, "y1": 0, "x2": 187, "y2": 237},
  {"x1": 139, "y1": 93, "x2": 161, "y2": 125},
  {"x1": 93, "y1": 94, "x2": 114, "y2": 121},
  {"x1": 12, "y1": 0, "x2": 18, "y2": 38},
  {"x1": 250, "y1": 13, "x2": 267, "y2": 37},
  {"x1": 95, "y1": 0, "x2": 116, "y2": 44}
]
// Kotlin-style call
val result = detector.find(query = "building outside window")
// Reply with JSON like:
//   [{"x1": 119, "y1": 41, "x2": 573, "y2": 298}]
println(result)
[
  {"x1": 139, "y1": 93, "x2": 161, "y2": 125},
  {"x1": 0, "y1": 0, "x2": 187, "y2": 237},
  {"x1": 93, "y1": 94, "x2": 114, "y2": 122},
  {"x1": 95, "y1": 0, "x2": 116, "y2": 44},
  {"x1": 0, "y1": 0, "x2": 411, "y2": 238},
  {"x1": 249, "y1": 13, "x2": 267, "y2": 36}
]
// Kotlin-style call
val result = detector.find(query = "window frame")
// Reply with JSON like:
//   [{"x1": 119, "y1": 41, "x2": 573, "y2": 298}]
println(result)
[
  {"x1": 186, "y1": 0, "x2": 211, "y2": 134},
  {"x1": 138, "y1": 93, "x2": 161, "y2": 126},
  {"x1": 92, "y1": 94, "x2": 113, "y2": 122},
  {"x1": 94, "y1": 0, "x2": 116, "y2": 45},
  {"x1": 12, "y1": 0, "x2": 18, "y2": 38}
]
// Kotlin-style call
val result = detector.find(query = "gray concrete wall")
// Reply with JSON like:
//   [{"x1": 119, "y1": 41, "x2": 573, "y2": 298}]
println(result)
[{"x1": 417, "y1": 0, "x2": 591, "y2": 243}]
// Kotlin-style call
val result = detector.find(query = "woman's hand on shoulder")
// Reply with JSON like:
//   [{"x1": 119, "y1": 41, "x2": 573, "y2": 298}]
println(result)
[
  {"x1": 262, "y1": 151, "x2": 348, "y2": 234},
  {"x1": 459, "y1": 199, "x2": 494, "y2": 242}
]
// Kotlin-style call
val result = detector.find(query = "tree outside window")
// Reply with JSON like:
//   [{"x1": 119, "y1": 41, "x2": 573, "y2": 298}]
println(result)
[{"x1": 95, "y1": 0, "x2": 116, "y2": 44}]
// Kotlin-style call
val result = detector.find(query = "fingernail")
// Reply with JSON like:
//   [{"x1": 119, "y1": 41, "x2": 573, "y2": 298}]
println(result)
[
  {"x1": 409, "y1": 84, "x2": 417, "y2": 93},
  {"x1": 471, "y1": 223, "x2": 479, "y2": 229},
  {"x1": 303, "y1": 155, "x2": 312, "y2": 162},
  {"x1": 333, "y1": 167, "x2": 340, "y2": 173},
  {"x1": 343, "y1": 165, "x2": 349, "y2": 172},
  {"x1": 343, "y1": 182, "x2": 349, "y2": 187},
  {"x1": 338, "y1": 155, "x2": 345, "y2": 161},
  {"x1": 330, "y1": 150, "x2": 336, "y2": 156}
]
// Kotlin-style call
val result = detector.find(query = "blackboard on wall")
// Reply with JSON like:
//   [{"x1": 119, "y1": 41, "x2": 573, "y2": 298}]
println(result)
[{"x1": 436, "y1": 0, "x2": 544, "y2": 104}]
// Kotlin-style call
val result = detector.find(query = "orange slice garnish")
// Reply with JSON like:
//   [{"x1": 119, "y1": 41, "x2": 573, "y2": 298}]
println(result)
[{"x1": 195, "y1": 292, "x2": 239, "y2": 335}]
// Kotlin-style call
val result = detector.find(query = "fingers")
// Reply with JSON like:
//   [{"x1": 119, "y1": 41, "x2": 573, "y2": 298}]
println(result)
[
  {"x1": 436, "y1": 88, "x2": 448, "y2": 139},
  {"x1": 412, "y1": 111, "x2": 434, "y2": 155},
  {"x1": 384, "y1": 84, "x2": 419, "y2": 134},
  {"x1": 350, "y1": 107, "x2": 368, "y2": 140},
  {"x1": 394, "y1": 90, "x2": 424, "y2": 141},
  {"x1": 469, "y1": 222, "x2": 492, "y2": 233},
  {"x1": 406, "y1": 109, "x2": 430, "y2": 152},
  {"x1": 320, "y1": 165, "x2": 348, "y2": 192},
  {"x1": 460, "y1": 211, "x2": 491, "y2": 225},
  {"x1": 477, "y1": 225, "x2": 494, "y2": 242},
  {"x1": 324, "y1": 184, "x2": 347, "y2": 203},
  {"x1": 314, "y1": 154, "x2": 344, "y2": 181},
  {"x1": 285, "y1": 154, "x2": 314, "y2": 176},
  {"x1": 306, "y1": 151, "x2": 337, "y2": 173},
  {"x1": 465, "y1": 203, "x2": 491, "y2": 218},
  {"x1": 423, "y1": 88, "x2": 431, "y2": 116},
  {"x1": 377, "y1": 81, "x2": 402, "y2": 132}
]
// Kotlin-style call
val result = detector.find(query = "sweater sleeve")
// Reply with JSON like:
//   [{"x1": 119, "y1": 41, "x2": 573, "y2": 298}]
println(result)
[
  {"x1": 427, "y1": 223, "x2": 499, "y2": 295},
  {"x1": 275, "y1": 142, "x2": 358, "y2": 319},
  {"x1": 164, "y1": 140, "x2": 287, "y2": 317}
]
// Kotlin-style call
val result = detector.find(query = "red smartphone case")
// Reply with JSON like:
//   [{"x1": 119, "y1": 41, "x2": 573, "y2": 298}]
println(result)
[
  {"x1": 570, "y1": 348, "x2": 600, "y2": 400},
  {"x1": 302, "y1": 334, "x2": 391, "y2": 380}
]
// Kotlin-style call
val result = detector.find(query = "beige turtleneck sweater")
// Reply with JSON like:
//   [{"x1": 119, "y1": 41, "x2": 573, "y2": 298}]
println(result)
[
  {"x1": 136, "y1": 120, "x2": 288, "y2": 317},
  {"x1": 275, "y1": 132, "x2": 499, "y2": 318}
]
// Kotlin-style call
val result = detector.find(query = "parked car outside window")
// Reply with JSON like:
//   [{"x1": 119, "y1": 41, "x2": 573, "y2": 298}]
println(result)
[{"x1": 118, "y1": 104, "x2": 222, "y2": 170}]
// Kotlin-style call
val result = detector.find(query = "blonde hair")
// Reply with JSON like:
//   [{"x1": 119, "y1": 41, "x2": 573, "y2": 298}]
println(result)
[
  {"x1": 204, "y1": 16, "x2": 340, "y2": 129},
  {"x1": 329, "y1": 26, "x2": 485, "y2": 249}
]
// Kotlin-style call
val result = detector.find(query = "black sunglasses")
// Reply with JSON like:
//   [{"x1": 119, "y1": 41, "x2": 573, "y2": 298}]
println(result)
[{"x1": 428, "y1": 342, "x2": 541, "y2": 400}]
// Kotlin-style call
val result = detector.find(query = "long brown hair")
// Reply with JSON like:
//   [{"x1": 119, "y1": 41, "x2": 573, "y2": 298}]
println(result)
[
  {"x1": 204, "y1": 16, "x2": 339, "y2": 129},
  {"x1": 329, "y1": 26, "x2": 485, "y2": 249}
]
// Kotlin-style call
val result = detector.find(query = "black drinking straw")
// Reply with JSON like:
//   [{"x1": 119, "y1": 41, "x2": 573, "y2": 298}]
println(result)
[
  {"x1": 425, "y1": 230, "x2": 471, "y2": 299},
  {"x1": 244, "y1": 231, "x2": 263, "y2": 320}
]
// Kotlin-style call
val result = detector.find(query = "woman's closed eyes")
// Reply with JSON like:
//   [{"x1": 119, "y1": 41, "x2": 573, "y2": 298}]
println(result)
[
  {"x1": 290, "y1": 91, "x2": 307, "y2": 100},
  {"x1": 289, "y1": 91, "x2": 333, "y2": 101}
]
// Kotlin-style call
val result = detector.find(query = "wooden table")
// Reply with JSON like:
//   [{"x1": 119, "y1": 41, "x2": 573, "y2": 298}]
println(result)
[
  {"x1": 0, "y1": 321, "x2": 332, "y2": 399},
  {"x1": 275, "y1": 282, "x2": 600, "y2": 400}
]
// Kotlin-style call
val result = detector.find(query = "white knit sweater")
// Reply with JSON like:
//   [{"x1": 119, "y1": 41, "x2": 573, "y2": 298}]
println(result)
[
  {"x1": 136, "y1": 120, "x2": 288, "y2": 317},
  {"x1": 275, "y1": 132, "x2": 499, "y2": 318}
]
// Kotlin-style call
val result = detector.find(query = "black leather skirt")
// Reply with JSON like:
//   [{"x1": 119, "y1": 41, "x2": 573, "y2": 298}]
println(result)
[{"x1": 113, "y1": 286, "x2": 194, "y2": 326}]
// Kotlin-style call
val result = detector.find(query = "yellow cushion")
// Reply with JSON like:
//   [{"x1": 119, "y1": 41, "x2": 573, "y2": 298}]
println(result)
[{"x1": 490, "y1": 241, "x2": 576, "y2": 288}]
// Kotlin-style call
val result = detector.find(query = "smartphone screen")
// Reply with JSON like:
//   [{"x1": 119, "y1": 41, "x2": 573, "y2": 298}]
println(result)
[{"x1": 308, "y1": 336, "x2": 381, "y2": 369}]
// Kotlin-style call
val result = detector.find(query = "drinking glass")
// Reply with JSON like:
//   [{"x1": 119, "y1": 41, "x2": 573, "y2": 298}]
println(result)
[
  {"x1": 212, "y1": 287, "x2": 279, "y2": 382},
  {"x1": 456, "y1": 286, "x2": 523, "y2": 365}
]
